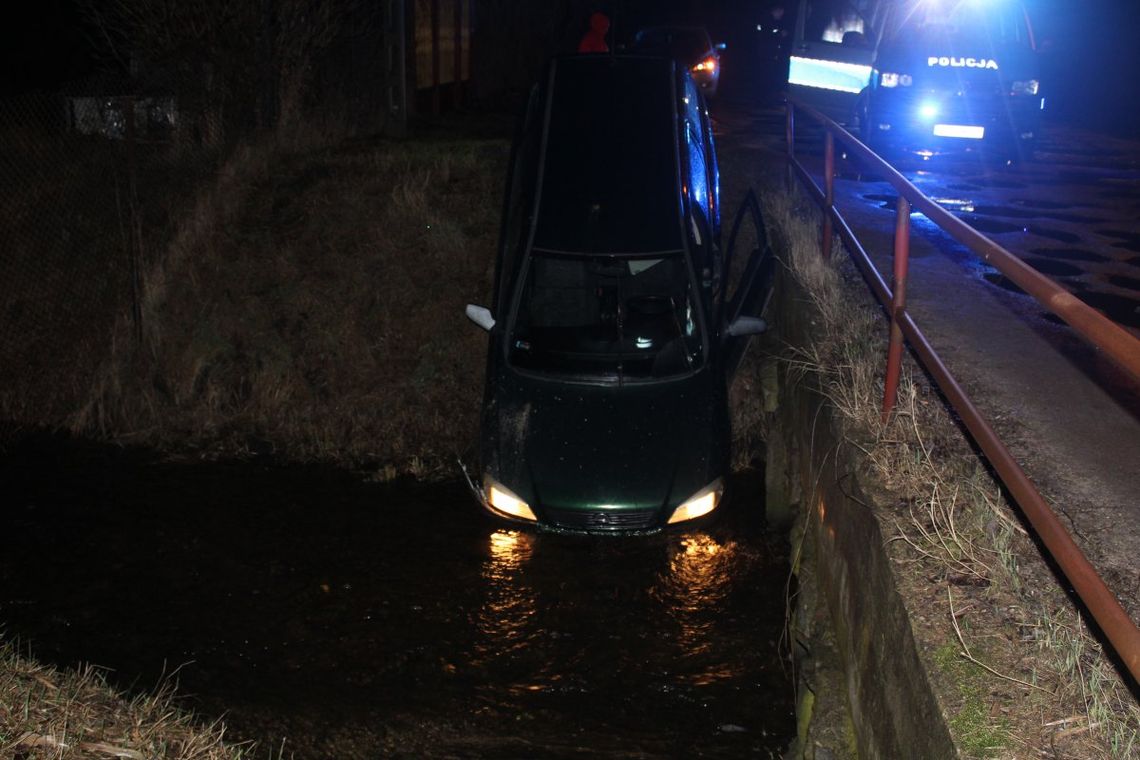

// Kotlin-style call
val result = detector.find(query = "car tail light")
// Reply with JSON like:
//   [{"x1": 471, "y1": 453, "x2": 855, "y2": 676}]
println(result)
[{"x1": 692, "y1": 56, "x2": 717, "y2": 74}]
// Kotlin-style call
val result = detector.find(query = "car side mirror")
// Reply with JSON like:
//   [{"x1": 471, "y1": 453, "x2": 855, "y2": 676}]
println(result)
[
  {"x1": 727, "y1": 316, "x2": 767, "y2": 337},
  {"x1": 466, "y1": 304, "x2": 495, "y2": 331}
]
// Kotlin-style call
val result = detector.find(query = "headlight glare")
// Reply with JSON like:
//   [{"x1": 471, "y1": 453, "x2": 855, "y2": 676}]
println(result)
[
  {"x1": 667, "y1": 479, "x2": 724, "y2": 524},
  {"x1": 692, "y1": 56, "x2": 718, "y2": 74},
  {"x1": 484, "y1": 477, "x2": 537, "y2": 522}
]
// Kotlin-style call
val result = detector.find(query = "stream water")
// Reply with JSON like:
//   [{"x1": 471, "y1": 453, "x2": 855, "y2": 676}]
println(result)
[{"x1": 1, "y1": 435, "x2": 796, "y2": 758}]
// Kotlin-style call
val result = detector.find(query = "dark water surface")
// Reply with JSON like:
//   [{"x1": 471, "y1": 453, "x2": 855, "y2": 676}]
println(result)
[{"x1": 0, "y1": 437, "x2": 796, "y2": 758}]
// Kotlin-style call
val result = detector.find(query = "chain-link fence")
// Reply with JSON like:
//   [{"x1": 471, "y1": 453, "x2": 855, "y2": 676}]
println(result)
[{"x1": 1, "y1": 91, "x2": 149, "y2": 440}]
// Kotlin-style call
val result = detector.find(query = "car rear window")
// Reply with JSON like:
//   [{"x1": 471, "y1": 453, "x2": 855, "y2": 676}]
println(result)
[{"x1": 533, "y1": 57, "x2": 682, "y2": 255}]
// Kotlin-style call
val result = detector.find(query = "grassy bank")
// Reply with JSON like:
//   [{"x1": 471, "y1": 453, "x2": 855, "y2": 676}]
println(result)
[
  {"x1": 59, "y1": 136, "x2": 509, "y2": 478},
  {"x1": 763, "y1": 179, "x2": 1139, "y2": 757},
  {"x1": 0, "y1": 637, "x2": 253, "y2": 760},
  {"x1": 3, "y1": 129, "x2": 511, "y2": 757}
]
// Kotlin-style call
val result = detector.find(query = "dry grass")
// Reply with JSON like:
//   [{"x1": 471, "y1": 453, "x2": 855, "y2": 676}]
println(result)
[
  {"x1": 60, "y1": 136, "x2": 508, "y2": 478},
  {"x1": 0, "y1": 637, "x2": 259, "y2": 760},
  {"x1": 763, "y1": 179, "x2": 1140, "y2": 758}
]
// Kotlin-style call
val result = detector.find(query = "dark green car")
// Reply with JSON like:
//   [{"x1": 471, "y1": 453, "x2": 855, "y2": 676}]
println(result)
[{"x1": 466, "y1": 55, "x2": 766, "y2": 533}]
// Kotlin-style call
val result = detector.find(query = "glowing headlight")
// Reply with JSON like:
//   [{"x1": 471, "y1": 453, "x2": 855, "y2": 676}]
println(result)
[
  {"x1": 918, "y1": 101, "x2": 940, "y2": 120},
  {"x1": 1011, "y1": 79, "x2": 1039, "y2": 96},
  {"x1": 484, "y1": 477, "x2": 537, "y2": 522},
  {"x1": 692, "y1": 56, "x2": 718, "y2": 74},
  {"x1": 667, "y1": 479, "x2": 724, "y2": 525}
]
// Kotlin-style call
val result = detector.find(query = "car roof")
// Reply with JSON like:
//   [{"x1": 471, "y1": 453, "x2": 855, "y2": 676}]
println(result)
[
  {"x1": 631, "y1": 27, "x2": 714, "y2": 64},
  {"x1": 633, "y1": 27, "x2": 713, "y2": 45},
  {"x1": 636, "y1": 25, "x2": 710, "y2": 37},
  {"x1": 532, "y1": 56, "x2": 684, "y2": 256}
]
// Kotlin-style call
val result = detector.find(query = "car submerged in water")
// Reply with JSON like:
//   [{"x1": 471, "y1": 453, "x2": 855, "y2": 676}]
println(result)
[{"x1": 464, "y1": 55, "x2": 767, "y2": 534}]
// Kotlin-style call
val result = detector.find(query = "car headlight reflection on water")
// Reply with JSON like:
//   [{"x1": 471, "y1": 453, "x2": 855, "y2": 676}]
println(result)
[
  {"x1": 667, "y1": 479, "x2": 724, "y2": 525},
  {"x1": 484, "y1": 477, "x2": 537, "y2": 522}
]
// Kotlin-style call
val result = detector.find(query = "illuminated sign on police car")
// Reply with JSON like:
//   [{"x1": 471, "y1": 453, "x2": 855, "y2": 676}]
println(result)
[{"x1": 927, "y1": 56, "x2": 999, "y2": 70}]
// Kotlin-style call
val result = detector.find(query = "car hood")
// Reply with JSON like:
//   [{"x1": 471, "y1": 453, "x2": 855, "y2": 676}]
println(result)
[{"x1": 487, "y1": 369, "x2": 725, "y2": 515}]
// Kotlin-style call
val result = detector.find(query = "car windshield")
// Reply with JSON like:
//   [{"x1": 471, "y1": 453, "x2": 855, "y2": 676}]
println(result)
[
  {"x1": 509, "y1": 252, "x2": 705, "y2": 382},
  {"x1": 634, "y1": 28, "x2": 711, "y2": 62},
  {"x1": 896, "y1": 2, "x2": 1031, "y2": 47}
]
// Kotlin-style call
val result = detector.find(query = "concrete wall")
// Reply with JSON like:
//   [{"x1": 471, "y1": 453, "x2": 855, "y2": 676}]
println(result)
[{"x1": 770, "y1": 264, "x2": 957, "y2": 759}]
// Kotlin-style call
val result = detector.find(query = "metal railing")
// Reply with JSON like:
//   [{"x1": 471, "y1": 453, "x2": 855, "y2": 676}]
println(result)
[{"x1": 785, "y1": 95, "x2": 1140, "y2": 685}]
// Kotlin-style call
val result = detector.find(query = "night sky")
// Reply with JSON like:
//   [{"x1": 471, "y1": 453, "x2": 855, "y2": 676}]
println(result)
[
  {"x1": 0, "y1": 0, "x2": 94, "y2": 93},
  {"x1": 1029, "y1": 0, "x2": 1140, "y2": 135},
  {"x1": 3, "y1": 0, "x2": 1140, "y2": 135}
]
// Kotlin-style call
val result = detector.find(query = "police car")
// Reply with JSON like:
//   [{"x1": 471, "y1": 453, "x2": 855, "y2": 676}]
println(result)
[{"x1": 786, "y1": 0, "x2": 1043, "y2": 160}]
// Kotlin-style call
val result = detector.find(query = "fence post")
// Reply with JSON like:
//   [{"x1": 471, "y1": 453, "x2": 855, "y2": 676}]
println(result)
[
  {"x1": 431, "y1": 0, "x2": 441, "y2": 116},
  {"x1": 784, "y1": 99, "x2": 795, "y2": 189},
  {"x1": 124, "y1": 96, "x2": 143, "y2": 346},
  {"x1": 453, "y1": 0, "x2": 464, "y2": 109},
  {"x1": 385, "y1": 0, "x2": 408, "y2": 137},
  {"x1": 822, "y1": 130, "x2": 835, "y2": 261},
  {"x1": 882, "y1": 194, "x2": 910, "y2": 421}
]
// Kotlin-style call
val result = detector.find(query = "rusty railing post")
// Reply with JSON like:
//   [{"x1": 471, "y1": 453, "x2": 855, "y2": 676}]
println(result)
[
  {"x1": 882, "y1": 194, "x2": 910, "y2": 421},
  {"x1": 822, "y1": 130, "x2": 835, "y2": 261}
]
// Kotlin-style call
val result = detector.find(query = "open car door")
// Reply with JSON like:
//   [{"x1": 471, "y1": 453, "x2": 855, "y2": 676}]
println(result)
[{"x1": 721, "y1": 190, "x2": 775, "y2": 381}]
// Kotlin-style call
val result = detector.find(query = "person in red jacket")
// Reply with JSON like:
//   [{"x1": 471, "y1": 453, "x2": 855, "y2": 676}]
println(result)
[{"x1": 578, "y1": 11, "x2": 611, "y2": 53}]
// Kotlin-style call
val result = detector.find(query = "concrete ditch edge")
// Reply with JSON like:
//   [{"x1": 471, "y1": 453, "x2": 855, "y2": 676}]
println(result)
[{"x1": 769, "y1": 265, "x2": 958, "y2": 759}]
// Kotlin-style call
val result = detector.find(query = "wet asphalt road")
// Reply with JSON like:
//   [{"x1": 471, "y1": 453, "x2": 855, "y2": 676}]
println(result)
[
  {"x1": 715, "y1": 85, "x2": 1140, "y2": 334},
  {"x1": 0, "y1": 437, "x2": 796, "y2": 758}
]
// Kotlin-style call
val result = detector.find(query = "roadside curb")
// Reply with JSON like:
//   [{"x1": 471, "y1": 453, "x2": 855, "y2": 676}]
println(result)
[{"x1": 772, "y1": 260, "x2": 957, "y2": 759}]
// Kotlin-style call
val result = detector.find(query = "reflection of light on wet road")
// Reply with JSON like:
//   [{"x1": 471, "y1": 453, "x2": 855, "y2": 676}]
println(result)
[
  {"x1": 473, "y1": 530, "x2": 536, "y2": 660},
  {"x1": 931, "y1": 197, "x2": 976, "y2": 213}
]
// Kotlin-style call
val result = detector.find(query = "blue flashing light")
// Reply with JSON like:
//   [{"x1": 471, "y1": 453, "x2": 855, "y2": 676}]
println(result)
[{"x1": 918, "y1": 101, "x2": 940, "y2": 121}]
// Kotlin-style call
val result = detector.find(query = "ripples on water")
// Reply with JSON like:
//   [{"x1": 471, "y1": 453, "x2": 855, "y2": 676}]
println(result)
[{"x1": 0, "y1": 439, "x2": 795, "y2": 758}]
